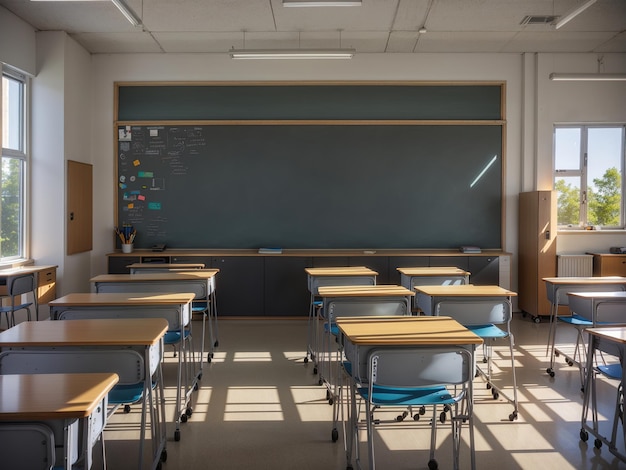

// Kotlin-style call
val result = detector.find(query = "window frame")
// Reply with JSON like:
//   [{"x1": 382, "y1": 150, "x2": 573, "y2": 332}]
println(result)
[
  {"x1": 554, "y1": 123, "x2": 626, "y2": 230},
  {"x1": 1, "y1": 65, "x2": 29, "y2": 263}
]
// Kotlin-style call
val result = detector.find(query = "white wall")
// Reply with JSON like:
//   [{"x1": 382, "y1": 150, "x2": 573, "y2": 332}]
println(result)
[
  {"x1": 90, "y1": 52, "x2": 525, "y2": 276},
  {"x1": 0, "y1": 7, "x2": 36, "y2": 76},
  {"x1": 535, "y1": 53, "x2": 626, "y2": 254}
]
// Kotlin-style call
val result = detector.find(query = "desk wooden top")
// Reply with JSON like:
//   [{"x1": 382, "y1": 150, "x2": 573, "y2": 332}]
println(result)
[
  {"x1": 318, "y1": 285, "x2": 414, "y2": 297},
  {"x1": 413, "y1": 284, "x2": 517, "y2": 297},
  {"x1": 91, "y1": 269, "x2": 219, "y2": 283},
  {"x1": 568, "y1": 291, "x2": 626, "y2": 301},
  {"x1": 397, "y1": 266, "x2": 470, "y2": 277},
  {"x1": 586, "y1": 327, "x2": 626, "y2": 345},
  {"x1": 0, "y1": 373, "x2": 119, "y2": 421},
  {"x1": 0, "y1": 318, "x2": 168, "y2": 347},
  {"x1": 0, "y1": 265, "x2": 57, "y2": 277},
  {"x1": 127, "y1": 263, "x2": 205, "y2": 270},
  {"x1": 305, "y1": 266, "x2": 378, "y2": 277},
  {"x1": 50, "y1": 292, "x2": 195, "y2": 308},
  {"x1": 543, "y1": 276, "x2": 626, "y2": 286},
  {"x1": 337, "y1": 316, "x2": 483, "y2": 346}
]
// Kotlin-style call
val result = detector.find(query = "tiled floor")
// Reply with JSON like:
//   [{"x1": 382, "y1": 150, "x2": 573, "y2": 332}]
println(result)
[{"x1": 101, "y1": 314, "x2": 626, "y2": 469}]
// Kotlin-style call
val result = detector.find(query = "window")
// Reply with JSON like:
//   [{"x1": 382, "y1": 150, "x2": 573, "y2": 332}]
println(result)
[
  {"x1": 554, "y1": 124, "x2": 626, "y2": 229},
  {"x1": 1, "y1": 67, "x2": 27, "y2": 260}
]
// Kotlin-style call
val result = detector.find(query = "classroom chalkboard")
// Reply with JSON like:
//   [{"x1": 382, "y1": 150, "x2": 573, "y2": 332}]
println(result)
[{"x1": 116, "y1": 123, "x2": 503, "y2": 249}]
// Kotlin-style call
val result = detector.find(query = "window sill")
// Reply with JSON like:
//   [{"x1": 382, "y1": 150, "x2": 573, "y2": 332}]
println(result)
[
  {"x1": 0, "y1": 259, "x2": 34, "y2": 270},
  {"x1": 558, "y1": 229, "x2": 625, "y2": 234}
]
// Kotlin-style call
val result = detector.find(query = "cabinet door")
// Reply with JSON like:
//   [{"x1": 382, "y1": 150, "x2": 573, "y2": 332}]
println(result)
[
  {"x1": 265, "y1": 257, "x2": 312, "y2": 316},
  {"x1": 211, "y1": 257, "x2": 264, "y2": 316},
  {"x1": 108, "y1": 256, "x2": 141, "y2": 274},
  {"x1": 171, "y1": 255, "x2": 212, "y2": 267},
  {"x1": 469, "y1": 256, "x2": 499, "y2": 285}
]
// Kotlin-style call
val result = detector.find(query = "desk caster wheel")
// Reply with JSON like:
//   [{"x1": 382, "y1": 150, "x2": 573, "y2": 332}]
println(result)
[
  {"x1": 492, "y1": 389, "x2": 499, "y2": 400},
  {"x1": 580, "y1": 429, "x2": 589, "y2": 442},
  {"x1": 181, "y1": 414, "x2": 188, "y2": 423},
  {"x1": 304, "y1": 357, "x2": 309, "y2": 363},
  {"x1": 546, "y1": 367, "x2": 555, "y2": 378},
  {"x1": 161, "y1": 450, "x2": 168, "y2": 462},
  {"x1": 124, "y1": 405, "x2": 131, "y2": 413},
  {"x1": 509, "y1": 411, "x2": 518, "y2": 421},
  {"x1": 413, "y1": 414, "x2": 420, "y2": 421},
  {"x1": 332, "y1": 427, "x2": 338, "y2": 442},
  {"x1": 594, "y1": 438, "x2": 602, "y2": 449},
  {"x1": 174, "y1": 430, "x2": 181, "y2": 442},
  {"x1": 186, "y1": 407, "x2": 193, "y2": 417},
  {"x1": 428, "y1": 458, "x2": 439, "y2": 470},
  {"x1": 533, "y1": 316, "x2": 541, "y2": 324},
  {"x1": 207, "y1": 354, "x2": 212, "y2": 363}
]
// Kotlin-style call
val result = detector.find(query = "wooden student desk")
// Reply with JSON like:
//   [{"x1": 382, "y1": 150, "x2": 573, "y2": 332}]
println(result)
[
  {"x1": 0, "y1": 318, "x2": 168, "y2": 470},
  {"x1": 337, "y1": 316, "x2": 482, "y2": 470},
  {"x1": 49, "y1": 292, "x2": 196, "y2": 442},
  {"x1": 542, "y1": 277, "x2": 626, "y2": 378},
  {"x1": 303, "y1": 266, "x2": 378, "y2": 370},
  {"x1": 414, "y1": 284, "x2": 516, "y2": 316},
  {"x1": 0, "y1": 372, "x2": 118, "y2": 470},
  {"x1": 91, "y1": 270, "x2": 219, "y2": 366},
  {"x1": 0, "y1": 264, "x2": 58, "y2": 320},
  {"x1": 580, "y1": 326, "x2": 626, "y2": 463}
]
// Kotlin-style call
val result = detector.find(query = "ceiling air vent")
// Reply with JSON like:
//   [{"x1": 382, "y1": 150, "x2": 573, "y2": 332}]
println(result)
[{"x1": 520, "y1": 15, "x2": 558, "y2": 25}]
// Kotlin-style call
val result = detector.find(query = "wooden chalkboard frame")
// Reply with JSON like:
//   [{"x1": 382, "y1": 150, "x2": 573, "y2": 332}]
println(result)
[{"x1": 114, "y1": 82, "x2": 506, "y2": 250}]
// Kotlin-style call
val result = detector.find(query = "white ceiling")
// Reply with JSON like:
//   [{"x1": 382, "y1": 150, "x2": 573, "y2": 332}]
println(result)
[{"x1": 1, "y1": 0, "x2": 625, "y2": 55}]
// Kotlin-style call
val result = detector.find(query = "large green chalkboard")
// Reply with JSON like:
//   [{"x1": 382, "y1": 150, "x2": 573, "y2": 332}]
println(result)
[{"x1": 116, "y1": 123, "x2": 503, "y2": 249}]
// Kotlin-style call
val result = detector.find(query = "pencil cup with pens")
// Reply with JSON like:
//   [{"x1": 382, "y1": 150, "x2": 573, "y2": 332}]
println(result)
[{"x1": 115, "y1": 224, "x2": 136, "y2": 253}]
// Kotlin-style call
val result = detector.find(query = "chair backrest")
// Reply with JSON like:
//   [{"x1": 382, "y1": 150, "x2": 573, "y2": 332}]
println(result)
[
  {"x1": 368, "y1": 347, "x2": 473, "y2": 388},
  {"x1": 96, "y1": 280, "x2": 207, "y2": 300},
  {"x1": 0, "y1": 423, "x2": 57, "y2": 470},
  {"x1": 555, "y1": 284, "x2": 626, "y2": 305},
  {"x1": 56, "y1": 304, "x2": 189, "y2": 330},
  {"x1": 410, "y1": 275, "x2": 468, "y2": 289},
  {"x1": 8, "y1": 273, "x2": 36, "y2": 298},
  {"x1": 327, "y1": 298, "x2": 409, "y2": 322},
  {"x1": 311, "y1": 276, "x2": 376, "y2": 295},
  {"x1": 434, "y1": 299, "x2": 511, "y2": 327},
  {"x1": 0, "y1": 350, "x2": 144, "y2": 384}
]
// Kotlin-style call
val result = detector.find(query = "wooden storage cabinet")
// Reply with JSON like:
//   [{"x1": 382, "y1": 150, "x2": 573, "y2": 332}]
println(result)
[
  {"x1": 518, "y1": 191, "x2": 557, "y2": 320},
  {"x1": 590, "y1": 253, "x2": 626, "y2": 276},
  {"x1": 36, "y1": 267, "x2": 57, "y2": 305}
]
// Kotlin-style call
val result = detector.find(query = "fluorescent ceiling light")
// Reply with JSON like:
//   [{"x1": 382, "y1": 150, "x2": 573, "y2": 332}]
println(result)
[
  {"x1": 550, "y1": 73, "x2": 626, "y2": 81},
  {"x1": 283, "y1": 0, "x2": 362, "y2": 6},
  {"x1": 228, "y1": 48, "x2": 356, "y2": 59},
  {"x1": 111, "y1": 0, "x2": 141, "y2": 26},
  {"x1": 555, "y1": 0, "x2": 598, "y2": 29}
]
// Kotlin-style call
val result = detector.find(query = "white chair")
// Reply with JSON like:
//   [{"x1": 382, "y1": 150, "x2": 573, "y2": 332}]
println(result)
[
  {"x1": 350, "y1": 347, "x2": 475, "y2": 470},
  {"x1": 0, "y1": 423, "x2": 57, "y2": 470},
  {"x1": 0, "y1": 273, "x2": 37, "y2": 328},
  {"x1": 434, "y1": 298, "x2": 518, "y2": 421}
]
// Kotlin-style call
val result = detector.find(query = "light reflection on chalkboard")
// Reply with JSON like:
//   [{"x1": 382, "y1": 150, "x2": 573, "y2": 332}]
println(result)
[{"x1": 470, "y1": 155, "x2": 498, "y2": 188}]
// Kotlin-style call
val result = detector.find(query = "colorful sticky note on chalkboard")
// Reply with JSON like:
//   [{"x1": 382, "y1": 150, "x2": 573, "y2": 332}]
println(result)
[
  {"x1": 133, "y1": 159, "x2": 140, "y2": 166},
  {"x1": 148, "y1": 202, "x2": 161, "y2": 210},
  {"x1": 119, "y1": 183, "x2": 127, "y2": 189},
  {"x1": 127, "y1": 203, "x2": 134, "y2": 209},
  {"x1": 138, "y1": 171, "x2": 154, "y2": 178},
  {"x1": 138, "y1": 194, "x2": 145, "y2": 201}
]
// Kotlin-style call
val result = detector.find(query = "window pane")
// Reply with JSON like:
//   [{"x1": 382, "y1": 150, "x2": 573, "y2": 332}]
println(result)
[
  {"x1": 555, "y1": 127, "x2": 581, "y2": 170},
  {"x1": 555, "y1": 176, "x2": 581, "y2": 226},
  {"x1": 2, "y1": 75, "x2": 23, "y2": 152},
  {"x1": 587, "y1": 127, "x2": 623, "y2": 227},
  {"x1": 1, "y1": 157, "x2": 24, "y2": 258}
]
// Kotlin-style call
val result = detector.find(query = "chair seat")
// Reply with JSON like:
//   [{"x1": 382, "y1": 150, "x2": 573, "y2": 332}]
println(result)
[
  {"x1": 109, "y1": 383, "x2": 145, "y2": 405},
  {"x1": 597, "y1": 364, "x2": 623, "y2": 380},
  {"x1": 164, "y1": 329, "x2": 190, "y2": 345},
  {"x1": 467, "y1": 324, "x2": 507, "y2": 339},
  {"x1": 324, "y1": 322, "x2": 340, "y2": 336},
  {"x1": 358, "y1": 384, "x2": 460, "y2": 406},
  {"x1": 557, "y1": 314, "x2": 592, "y2": 327},
  {"x1": 0, "y1": 301, "x2": 32, "y2": 313}
]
